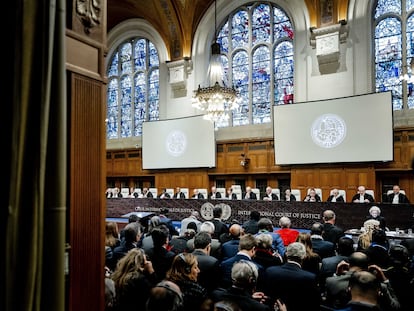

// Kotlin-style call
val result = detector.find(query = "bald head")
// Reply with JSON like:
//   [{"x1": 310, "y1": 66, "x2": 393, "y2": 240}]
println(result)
[{"x1": 229, "y1": 224, "x2": 242, "y2": 237}]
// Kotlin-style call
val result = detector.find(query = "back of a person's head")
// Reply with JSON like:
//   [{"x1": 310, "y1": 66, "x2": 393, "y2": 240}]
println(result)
[
  {"x1": 348, "y1": 251, "x2": 369, "y2": 269},
  {"x1": 348, "y1": 271, "x2": 380, "y2": 298},
  {"x1": 194, "y1": 231, "x2": 212, "y2": 249},
  {"x1": 388, "y1": 244, "x2": 411, "y2": 267},
  {"x1": 250, "y1": 210, "x2": 260, "y2": 221},
  {"x1": 371, "y1": 228, "x2": 387, "y2": 246},
  {"x1": 149, "y1": 216, "x2": 161, "y2": 231},
  {"x1": 128, "y1": 214, "x2": 139, "y2": 223},
  {"x1": 278, "y1": 216, "x2": 291, "y2": 228},
  {"x1": 323, "y1": 210, "x2": 335, "y2": 222},
  {"x1": 363, "y1": 219, "x2": 380, "y2": 232},
  {"x1": 286, "y1": 242, "x2": 306, "y2": 261},
  {"x1": 229, "y1": 224, "x2": 242, "y2": 238},
  {"x1": 123, "y1": 223, "x2": 139, "y2": 243},
  {"x1": 255, "y1": 232, "x2": 273, "y2": 250},
  {"x1": 238, "y1": 233, "x2": 257, "y2": 251},
  {"x1": 146, "y1": 280, "x2": 183, "y2": 311},
  {"x1": 186, "y1": 221, "x2": 198, "y2": 232},
  {"x1": 200, "y1": 221, "x2": 215, "y2": 235},
  {"x1": 337, "y1": 236, "x2": 355, "y2": 256},
  {"x1": 310, "y1": 222, "x2": 324, "y2": 235},
  {"x1": 151, "y1": 225, "x2": 170, "y2": 247},
  {"x1": 257, "y1": 217, "x2": 273, "y2": 231},
  {"x1": 231, "y1": 260, "x2": 258, "y2": 290},
  {"x1": 213, "y1": 206, "x2": 223, "y2": 218}
]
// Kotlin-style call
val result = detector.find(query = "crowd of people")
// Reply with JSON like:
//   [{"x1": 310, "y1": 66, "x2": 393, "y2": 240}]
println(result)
[{"x1": 104, "y1": 206, "x2": 414, "y2": 311}]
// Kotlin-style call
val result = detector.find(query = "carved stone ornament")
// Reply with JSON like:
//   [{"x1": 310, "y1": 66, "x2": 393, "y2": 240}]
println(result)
[
  {"x1": 166, "y1": 58, "x2": 193, "y2": 91},
  {"x1": 76, "y1": 0, "x2": 101, "y2": 34}
]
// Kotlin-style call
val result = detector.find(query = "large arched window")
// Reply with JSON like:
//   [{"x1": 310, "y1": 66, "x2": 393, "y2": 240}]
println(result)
[
  {"x1": 374, "y1": 0, "x2": 414, "y2": 110},
  {"x1": 216, "y1": 2, "x2": 294, "y2": 127},
  {"x1": 106, "y1": 38, "x2": 160, "y2": 139}
]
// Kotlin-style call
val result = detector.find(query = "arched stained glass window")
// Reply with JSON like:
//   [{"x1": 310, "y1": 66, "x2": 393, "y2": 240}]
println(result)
[
  {"x1": 216, "y1": 2, "x2": 294, "y2": 127},
  {"x1": 374, "y1": 0, "x2": 414, "y2": 110},
  {"x1": 106, "y1": 38, "x2": 160, "y2": 139}
]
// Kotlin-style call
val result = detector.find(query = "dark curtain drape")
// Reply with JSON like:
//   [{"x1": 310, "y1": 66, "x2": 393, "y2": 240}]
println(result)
[{"x1": 2, "y1": 0, "x2": 66, "y2": 310}]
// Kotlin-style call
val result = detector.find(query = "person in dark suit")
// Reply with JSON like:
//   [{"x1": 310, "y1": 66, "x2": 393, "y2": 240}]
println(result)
[
  {"x1": 191, "y1": 188, "x2": 205, "y2": 199},
  {"x1": 310, "y1": 222, "x2": 336, "y2": 259},
  {"x1": 262, "y1": 186, "x2": 279, "y2": 201},
  {"x1": 209, "y1": 186, "x2": 222, "y2": 199},
  {"x1": 226, "y1": 187, "x2": 238, "y2": 200},
  {"x1": 157, "y1": 188, "x2": 171, "y2": 199},
  {"x1": 282, "y1": 188, "x2": 296, "y2": 201},
  {"x1": 173, "y1": 186, "x2": 186, "y2": 199},
  {"x1": 263, "y1": 242, "x2": 321, "y2": 311},
  {"x1": 191, "y1": 231, "x2": 222, "y2": 293},
  {"x1": 352, "y1": 185, "x2": 375, "y2": 203},
  {"x1": 142, "y1": 187, "x2": 153, "y2": 198},
  {"x1": 212, "y1": 260, "x2": 280, "y2": 311},
  {"x1": 385, "y1": 185, "x2": 410, "y2": 204},
  {"x1": 244, "y1": 186, "x2": 257, "y2": 200},
  {"x1": 211, "y1": 206, "x2": 229, "y2": 240},
  {"x1": 322, "y1": 209, "x2": 345, "y2": 246},
  {"x1": 327, "y1": 188, "x2": 345, "y2": 202},
  {"x1": 242, "y1": 210, "x2": 261, "y2": 235}
]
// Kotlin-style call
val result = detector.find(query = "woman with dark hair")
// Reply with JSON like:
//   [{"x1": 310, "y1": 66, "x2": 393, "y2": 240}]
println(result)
[{"x1": 295, "y1": 232, "x2": 321, "y2": 275}]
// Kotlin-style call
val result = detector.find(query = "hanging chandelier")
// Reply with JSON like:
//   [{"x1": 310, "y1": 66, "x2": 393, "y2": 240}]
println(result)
[{"x1": 191, "y1": 0, "x2": 239, "y2": 126}]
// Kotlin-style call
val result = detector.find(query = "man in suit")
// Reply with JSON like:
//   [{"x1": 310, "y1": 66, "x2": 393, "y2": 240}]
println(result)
[
  {"x1": 226, "y1": 187, "x2": 238, "y2": 200},
  {"x1": 211, "y1": 206, "x2": 229, "y2": 240},
  {"x1": 142, "y1": 187, "x2": 153, "y2": 198},
  {"x1": 386, "y1": 184, "x2": 410, "y2": 204},
  {"x1": 244, "y1": 186, "x2": 257, "y2": 200},
  {"x1": 262, "y1": 186, "x2": 279, "y2": 201},
  {"x1": 191, "y1": 231, "x2": 222, "y2": 293},
  {"x1": 212, "y1": 260, "x2": 276, "y2": 311},
  {"x1": 352, "y1": 185, "x2": 375, "y2": 203},
  {"x1": 322, "y1": 209, "x2": 345, "y2": 246},
  {"x1": 242, "y1": 210, "x2": 261, "y2": 235},
  {"x1": 310, "y1": 222, "x2": 336, "y2": 259},
  {"x1": 327, "y1": 188, "x2": 345, "y2": 202},
  {"x1": 209, "y1": 186, "x2": 222, "y2": 199},
  {"x1": 173, "y1": 186, "x2": 186, "y2": 199},
  {"x1": 264, "y1": 242, "x2": 321, "y2": 311},
  {"x1": 191, "y1": 188, "x2": 205, "y2": 199},
  {"x1": 157, "y1": 188, "x2": 171, "y2": 199}
]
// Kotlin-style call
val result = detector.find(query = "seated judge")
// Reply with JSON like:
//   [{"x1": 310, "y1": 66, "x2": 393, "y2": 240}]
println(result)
[
  {"x1": 209, "y1": 186, "x2": 222, "y2": 199},
  {"x1": 141, "y1": 187, "x2": 153, "y2": 198},
  {"x1": 327, "y1": 189, "x2": 345, "y2": 202},
  {"x1": 352, "y1": 185, "x2": 375, "y2": 203},
  {"x1": 226, "y1": 187, "x2": 238, "y2": 200},
  {"x1": 157, "y1": 188, "x2": 171, "y2": 199},
  {"x1": 385, "y1": 185, "x2": 410, "y2": 204},
  {"x1": 262, "y1": 186, "x2": 279, "y2": 201},
  {"x1": 303, "y1": 188, "x2": 321, "y2": 202},
  {"x1": 173, "y1": 186, "x2": 186, "y2": 199},
  {"x1": 244, "y1": 186, "x2": 257, "y2": 200},
  {"x1": 282, "y1": 188, "x2": 296, "y2": 201},
  {"x1": 191, "y1": 189, "x2": 205, "y2": 199}
]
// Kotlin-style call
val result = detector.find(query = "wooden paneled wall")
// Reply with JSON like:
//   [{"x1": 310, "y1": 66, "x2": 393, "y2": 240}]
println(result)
[{"x1": 107, "y1": 128, "x2": 414, "y2": 202}]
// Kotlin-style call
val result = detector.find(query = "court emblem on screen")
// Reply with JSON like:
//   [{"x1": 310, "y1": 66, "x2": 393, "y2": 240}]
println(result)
[
  {"x1": 165, "y1": 130, "x2": 187, "y2": 156},
  {"x1": 311, "y1": 114, "x2": 346, "y2": 148}
]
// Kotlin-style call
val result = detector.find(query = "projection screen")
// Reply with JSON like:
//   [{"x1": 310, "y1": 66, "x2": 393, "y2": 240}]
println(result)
[
  {"x1": 273, "y1": 92, "x2": 393, "y2": 165},
  {"x1": 142, "y1": 115, "x2": 216, "y2": 169}
]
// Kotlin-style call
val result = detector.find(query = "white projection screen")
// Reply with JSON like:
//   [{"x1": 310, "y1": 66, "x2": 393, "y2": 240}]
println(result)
[
  {"x1": 142, "y1": 115, "x2": 216, "y2": 169},
  {"x1": 273, "y1": 92, "x2": 393, "y2": 165}
]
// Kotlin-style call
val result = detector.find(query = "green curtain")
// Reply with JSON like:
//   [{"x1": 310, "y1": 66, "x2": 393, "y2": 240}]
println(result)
[{"x1": 2, "y1": 0, "x2": 66, "y2": 310}]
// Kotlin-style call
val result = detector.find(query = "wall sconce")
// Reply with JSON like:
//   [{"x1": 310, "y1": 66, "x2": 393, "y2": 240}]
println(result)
[{"x1": 240, "y1": 154, "x2": 250, "y2": 168}]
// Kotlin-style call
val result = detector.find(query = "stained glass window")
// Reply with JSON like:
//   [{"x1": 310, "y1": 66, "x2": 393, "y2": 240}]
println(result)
[
  {"x1": 374, "y1": 0, "x2": 414, "y2": 110},
  {"x1": 216, "y1": 2, "x2": 294, "y2": 127},
  {"x1": 106, "y1": 38, "x2": 160, "y2": 139}
]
